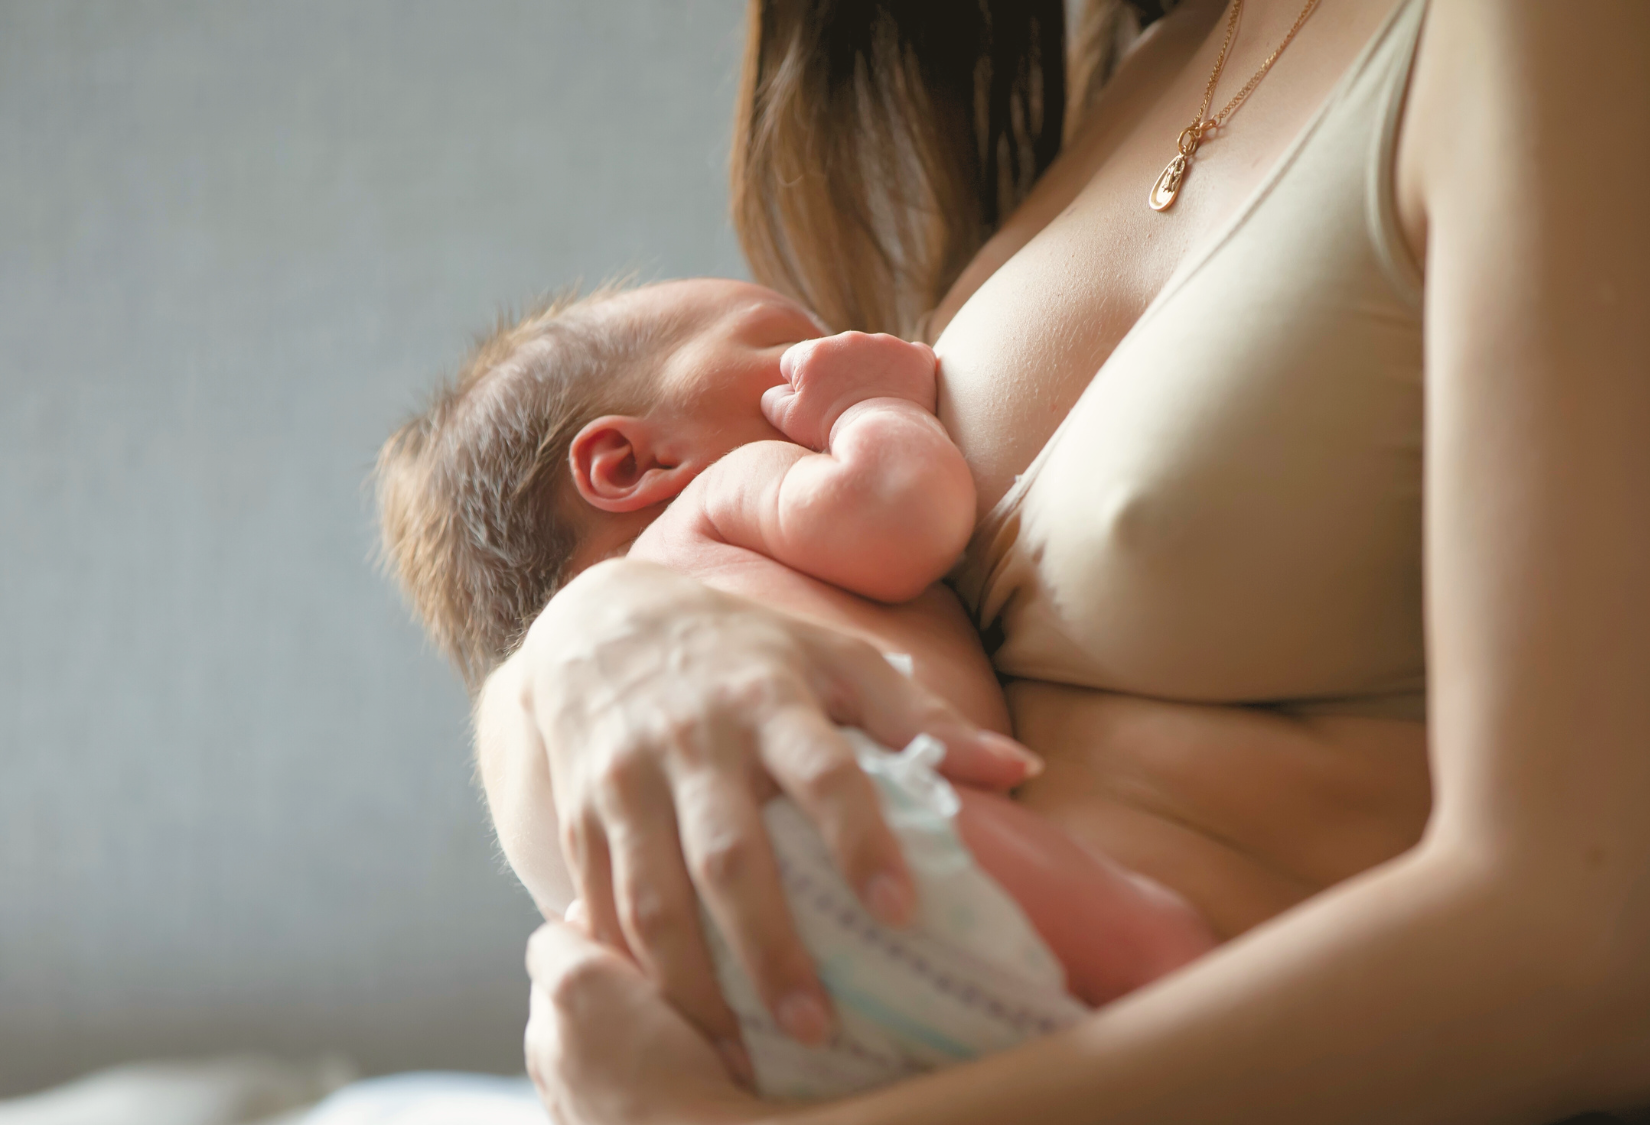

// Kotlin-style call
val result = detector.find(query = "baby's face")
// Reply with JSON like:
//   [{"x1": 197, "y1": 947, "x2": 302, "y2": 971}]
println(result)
[{"x1": 623, "y1": 278, "x2": 826, "y2": 460}]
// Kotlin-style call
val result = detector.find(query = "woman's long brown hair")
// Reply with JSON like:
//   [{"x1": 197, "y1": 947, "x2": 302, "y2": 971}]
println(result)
[{"x1": 732, "y1": 0, "x2": 1166, "y2": 337}]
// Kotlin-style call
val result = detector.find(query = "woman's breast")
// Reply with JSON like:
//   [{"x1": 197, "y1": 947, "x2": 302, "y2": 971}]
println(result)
[
  {"x1": 946, "y1": 111, "x2": 1426, "y2": 711},
  {"x1": 966, "y1": 277, "x2": 1426, "y2": 708},
  {"x1": 937, "y1": 0, "x2": 1428, "y2": 712},
  {"x1": 933, "y1": 180, "x2": 1190, "y2": 523}
]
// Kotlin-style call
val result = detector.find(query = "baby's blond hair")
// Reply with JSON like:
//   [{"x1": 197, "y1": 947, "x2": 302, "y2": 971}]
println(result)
[{"x1": 375, "y1": 283, "x2": 668, "y2": 690}]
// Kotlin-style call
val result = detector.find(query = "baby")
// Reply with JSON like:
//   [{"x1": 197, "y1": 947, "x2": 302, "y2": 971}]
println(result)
[{"x1": 376, "y1": 278, "x2": 1214, "y2": 1096}]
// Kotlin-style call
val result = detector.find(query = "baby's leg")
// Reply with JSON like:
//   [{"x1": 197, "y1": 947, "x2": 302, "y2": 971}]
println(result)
[{"x1": 953, "y1": 786, "x2": 1217, "y2": 1006}]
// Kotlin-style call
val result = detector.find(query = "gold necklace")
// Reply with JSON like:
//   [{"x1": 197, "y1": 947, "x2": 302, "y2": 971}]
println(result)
[{"x1": 1149, "y1": 0, "x2": 1324, "y2": 212}]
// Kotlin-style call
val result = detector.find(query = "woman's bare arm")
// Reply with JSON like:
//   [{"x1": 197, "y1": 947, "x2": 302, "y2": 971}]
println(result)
[{"x1": 523, "y1": 5, "x2": 1650, "y2": 1121}]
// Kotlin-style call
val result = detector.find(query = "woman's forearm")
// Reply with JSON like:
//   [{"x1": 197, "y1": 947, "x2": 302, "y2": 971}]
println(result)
[{"x1": 784, "y1": 842, "x2": 1643, "y2": 1125}]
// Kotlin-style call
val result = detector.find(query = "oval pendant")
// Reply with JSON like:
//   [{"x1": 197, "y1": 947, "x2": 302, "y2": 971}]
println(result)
[{"x1": 1149, "y1": 155, "x2": 1187, "y2": 212}]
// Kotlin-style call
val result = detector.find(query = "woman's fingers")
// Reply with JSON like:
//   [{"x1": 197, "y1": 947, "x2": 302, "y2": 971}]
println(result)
[
  {"x1": 598, "y1": 762, "x2": 748, "y2": 1067},
  {"x1": 672, "y1": 758, "x2": 835, "y2": 1046},
  {"x1": 817, "y1": 632, "x2": 1043, "y2": 790},
  {"x1": 562, "y1": 811, "x2": 630, "y2": 958},
  {"x1": 932, "y1": 728, "x2": 1046, "y2": 790},
  {"x1": 760, "y1": 703, "x2": 916, "y2": 928},
  {"x1": 524, "y1": 919, "x2": 761, "y2": 1125},
  {"x1": 512, "y1": 563, "x2": 1043, "y2": 1059},
  {"x1": 523, "y1": 919, "x2": 641, "y2": 1121}
]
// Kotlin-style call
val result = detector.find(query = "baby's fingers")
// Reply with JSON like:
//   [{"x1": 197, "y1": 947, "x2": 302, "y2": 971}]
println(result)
[{"x1": 760, "y1": 382, "x2": 820, "y2": 451}]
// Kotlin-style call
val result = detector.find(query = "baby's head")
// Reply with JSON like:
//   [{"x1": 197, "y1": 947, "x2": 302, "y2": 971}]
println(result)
[{"x1": 376, "y1": 278, "x2": 823, "y2": 687}]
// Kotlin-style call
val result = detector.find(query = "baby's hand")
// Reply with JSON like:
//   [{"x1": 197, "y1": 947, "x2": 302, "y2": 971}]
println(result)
[{"x1": 761, "y1": 332, "x2": 938, "y2": 451}]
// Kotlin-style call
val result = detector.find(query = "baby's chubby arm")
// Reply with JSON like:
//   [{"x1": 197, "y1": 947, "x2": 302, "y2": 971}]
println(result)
[{"x1": 699, "y1": 332, "x2": 975, "y2": 603}]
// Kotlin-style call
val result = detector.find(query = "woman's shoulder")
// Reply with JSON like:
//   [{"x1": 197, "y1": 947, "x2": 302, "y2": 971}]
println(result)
[{"x1": 1396, "y1": 0, "x2": 1646, "y2": 256}]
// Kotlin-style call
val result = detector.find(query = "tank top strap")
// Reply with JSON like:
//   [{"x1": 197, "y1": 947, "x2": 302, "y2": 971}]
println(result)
[{"x1": 1365, "y1": 0, "x2": 1428, "y2": 305}]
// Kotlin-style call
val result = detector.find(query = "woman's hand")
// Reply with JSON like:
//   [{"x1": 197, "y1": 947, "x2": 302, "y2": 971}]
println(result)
[
  {"x1": 525, "y1": 912, "x2": 769, "y2": 1125},
  {"x1": 478, "y1": 558, "x2": 1038, "y2": 1066}
]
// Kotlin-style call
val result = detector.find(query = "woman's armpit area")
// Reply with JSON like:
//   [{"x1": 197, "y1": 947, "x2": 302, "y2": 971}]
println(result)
[{"x1": 1003, "y1": 681, "x2": 1432, "y2": 939}]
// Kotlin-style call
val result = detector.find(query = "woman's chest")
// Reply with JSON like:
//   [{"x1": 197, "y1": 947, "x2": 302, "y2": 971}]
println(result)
[
  {"x1": 931, "y1": 0, "x2": 1411, "y2": 517},
  {"x1": 938, "y1": 0, "x2": 1429, "y2": 707},
  {"x1": 964, "y1": 196, "x2": 1425, "y2": 704},
  {"x1": 966, "y1": 238, "x2": 1427, "y2": 705},
  {"x1": 932, "y1": 105, "x2": 1249, "y2": 517}
]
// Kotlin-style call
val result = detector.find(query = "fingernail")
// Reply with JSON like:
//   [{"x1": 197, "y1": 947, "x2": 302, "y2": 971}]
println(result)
[
  {"x1": 982, "y1": 731, "x2": 1044, "y2": 777},
  {"x1": 864, "y1": 871, "x2": 913, "y2": 928},
  {"x1": 714, "y1": 1037, "x2": 755, "y2": 1088},
  {"x1": 775, "y1": 990, "x2": 832, "y2": 1045}
]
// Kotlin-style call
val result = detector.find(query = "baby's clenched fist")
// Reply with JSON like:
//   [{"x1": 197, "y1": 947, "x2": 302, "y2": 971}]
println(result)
[{"x1": 761, "y1": 332, "x2": 938, "y2": 451}]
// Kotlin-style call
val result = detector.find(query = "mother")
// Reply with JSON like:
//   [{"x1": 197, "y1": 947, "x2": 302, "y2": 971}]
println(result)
[{"x1": 481, "y1": 0, "x2": 1650, "y2": 1121}]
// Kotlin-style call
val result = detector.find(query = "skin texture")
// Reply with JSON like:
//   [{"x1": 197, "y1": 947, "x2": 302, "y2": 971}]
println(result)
[
  {"x1": 498, "y1": 0, "x2": 1650, "y2": 1121},
  {"x1": 499, "y1": 283, "x2": 1215, "y2": 1041}
]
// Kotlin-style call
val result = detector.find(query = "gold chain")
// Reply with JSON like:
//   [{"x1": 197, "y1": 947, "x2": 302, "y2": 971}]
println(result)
[
  {"x1": 1192, "y1": 0, "x2": 1246, "y2": 134},
  {"x1": 1149, "y1": 0, "x2": 1325, "y2": 212},
  {"x1": 1204, "y1": 0, "x2": 1324, "y2": 132}
]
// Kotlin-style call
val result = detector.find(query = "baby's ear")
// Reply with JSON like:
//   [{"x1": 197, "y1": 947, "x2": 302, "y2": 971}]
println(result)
[{"x1": 569, "y1": 415, "x2": 696, "y2": 513}]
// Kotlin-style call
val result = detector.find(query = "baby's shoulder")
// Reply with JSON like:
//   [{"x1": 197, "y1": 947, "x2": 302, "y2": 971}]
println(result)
[
  {"x1": 628, "y1": 440, "x2": 795, "y2": 573},
  {"x1": 630, "y1": 439, "x2": 866, "y2": 608},
  {"x1": 627, "y1": 507, "x2": 821, "y2": 610}
]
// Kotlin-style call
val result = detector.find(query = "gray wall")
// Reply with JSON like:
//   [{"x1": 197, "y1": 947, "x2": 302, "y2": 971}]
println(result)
[{"x1": 0, "y1": 0, "x2": 748, "y2": 1097}]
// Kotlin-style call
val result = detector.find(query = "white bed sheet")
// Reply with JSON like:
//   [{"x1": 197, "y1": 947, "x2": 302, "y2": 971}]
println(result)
[{"x1": 0, "y1": 1059, "x2": 545, "y2": 1125}]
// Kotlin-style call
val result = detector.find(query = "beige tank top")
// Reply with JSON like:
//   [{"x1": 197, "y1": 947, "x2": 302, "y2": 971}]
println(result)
[{"x1": 955, "y1": 0, "x2": 1429, "y2": 723}]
